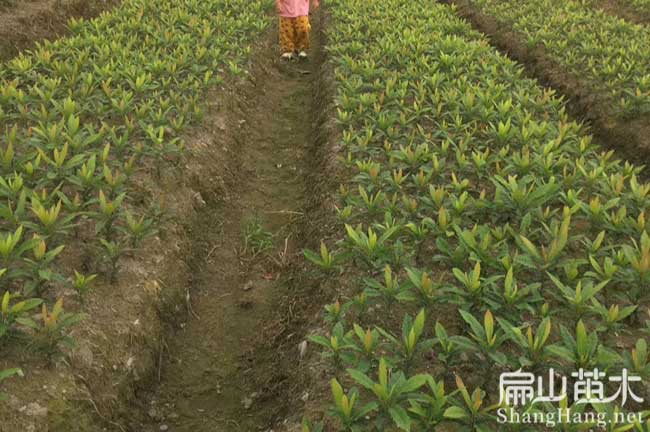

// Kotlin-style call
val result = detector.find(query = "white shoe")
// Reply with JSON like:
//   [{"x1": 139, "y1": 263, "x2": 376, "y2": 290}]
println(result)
[
  {"x1": 298, "y1": 51, "x2": 308, "y2": 59},
  {"x1": 281, "y1": 52, "x2": 294, "y2": 60}
]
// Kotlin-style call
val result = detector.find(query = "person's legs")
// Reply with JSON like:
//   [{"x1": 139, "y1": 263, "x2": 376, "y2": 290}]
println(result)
[
  {"x1": 279, "y1": 17, "x2": 295, "y2": 56},
  {"x1": 294, "y1": 16, "x2": 311, "y2": 54}
]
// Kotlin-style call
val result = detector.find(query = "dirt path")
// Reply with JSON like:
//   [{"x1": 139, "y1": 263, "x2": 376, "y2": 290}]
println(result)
[{"x1": 125, "y1": 13, "x2": 321, "y2": 432}]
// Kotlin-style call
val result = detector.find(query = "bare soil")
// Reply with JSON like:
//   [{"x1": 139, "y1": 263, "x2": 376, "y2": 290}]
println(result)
[
  {"x1": 122, "y1": 10, "x2": 333, "y2": 432},
  {"x1": 266, "y1": 8, "x2": 357, "y2": 431},
  {"x1": 446, "y1": 0, "x2": 650, "y2": 169},
  {"x1": 0, "y1": 0, "x2": 119, "y2": 61}
]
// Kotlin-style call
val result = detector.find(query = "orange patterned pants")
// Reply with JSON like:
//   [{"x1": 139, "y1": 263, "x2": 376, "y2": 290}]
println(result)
[{"x1": 279, "y1": 16, "x2": 311, "y2": 53}]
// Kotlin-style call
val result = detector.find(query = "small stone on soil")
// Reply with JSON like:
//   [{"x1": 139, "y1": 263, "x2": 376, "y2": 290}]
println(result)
[
  {"x1": 160, "y1": 425, "x2": 169, "y2": 431},
  {"x1": 74, "y1": 343, "x2": 94, "y2": 368},
  {"x1": 23, "y1": 402, "x2": 47, "y2": 417},
  {"x1": 242, "y1": 396, "x2": 253, "y2": 410},
  {"x1": 7, "y1": 395, "x2": 20, "y2": 409},
  {"x1": 148, "y1": 407, "x2": 163, "y2": 421},
  {"x1": 243, "y1": 280, "x2": 254, "y2": 291},
  {"x1": 298, "y1": 340, "x2": 308, "y2": 358},
  {"x1": 193, "y1": 192, "x2": 206, "y2": 208}
]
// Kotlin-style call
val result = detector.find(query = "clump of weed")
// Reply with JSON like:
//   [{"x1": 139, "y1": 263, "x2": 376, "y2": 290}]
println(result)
[{"x1": 242, "y1": 215, "x2": 273, "y2": 257}]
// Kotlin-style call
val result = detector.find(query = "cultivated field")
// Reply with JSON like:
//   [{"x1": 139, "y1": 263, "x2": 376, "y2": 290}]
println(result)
[{"x1": 1, "y1": 0, "x2": 649, "y2": 431}]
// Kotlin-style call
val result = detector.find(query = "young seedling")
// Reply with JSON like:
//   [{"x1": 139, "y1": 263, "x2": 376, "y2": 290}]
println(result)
[
  {"x1": 377, "y1": 309, "x2": 433, "y2": 371},
  {"x1": 308, "y1": 322, "x2": 356, "y2": 369},
  {"x1": 547, "y1": 320, "x2": 621, "y2": 372},
  {"x1": 16, "y1": 298, "x2": 85, "y2": 361},
  {"x1": 121, "y1": 209, "x2": 156, "y2": 248},
  {"x1": 488, "y1": 267, "x2": 541, "y2": 320},
  {"x1": 432, "y1": 321, "x2": 464, "y2": 367},
  {"x1": 364, "y1": 265, "x2": 415, "y2": 308},
  {"x1": 405, "y1": 268, "x2": 448, "y2": 309},
  {"x1": 590, "y1": 299, "x2": 637, "y2": 332},
  {"x1": 349, "y1": 292, "x2": 370, "y2": 321},
  {"x1": 491, "y1": 174, "x2": 560, "y2": 219},
  {"x1": 28, "y1": 198, "x2": 77, "y2": 239},
  {"x1": 99, "y1": 238, "x2": 128, "y2": 283},
  {"x1": 623, "y1": 338, "x2": 650, "y2": 379},
  {"x1": 347, "y1": 357, "x2": 429, "y2": 431},
  {"x1": 443, "y1": 375, "x2": 498, "y2": 431},
  {"x1": 455, "y1": 309, "x2": 508, "y2": 366},
  {"x1": 350, "y1": 324, "x2": 381, "y2": 372},
  {"x1": 622, "y1": 231, "x2": 650, "y2": 306},
  {"x1": 515, "y1": 209, "x2": 571, "y2": 271},
  {"x1": 0, "y1": 368, "x2": 23, "y2": 401},
  {"x1": 0, "y1": 291, "x2": 42, "y2": 339},
  {"x1": 328, "y1": 378, "x2": 377, "y2": 431},
  {"x1": 324, "y1": 300, "x2": 349, "y2": 325},
  {"x1": 407, "y1": 377, "x2": 450, "y2": 429},
  {"x1": 344, "y1": 223, "x2": 399, "y2": 267},
  {"x1": 498, "y1": 317, "x2": 553, "y2": 370},
  {"x1": 23, "y1": 236, "x2": 65, "y2": 296},
  {"x1": 450, "y1": 262, "x2": 493, "y2": 309},
  {"x1": 455, "y1": 225, "x2": 502, "y2": 269},
  {"x1": 548, "y1": 273, "x2": 609, "y2": 320},
  {"x1": 94, "y1": 190, "x2": 126, "y2": 240},
  {"x1": 303, "y1": 241, "x2": 339, "y2": 272},
  {"x1": 587, "y1": 254, "x2": 620, "y2": 282},
  {"x1": 0, "y1": 226, "x2": 36, "y2": 273},
  {"x1": 300, "y1": 418, "x2": 324, "y2": 432},
  {"x1": 71, "y1": 270, "x2": 97, "y2": 302}
]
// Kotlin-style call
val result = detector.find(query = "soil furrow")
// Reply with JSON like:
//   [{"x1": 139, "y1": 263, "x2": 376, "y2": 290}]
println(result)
[
  {"x1": 590, "y1": 0, "x2": 650, "y2": 25},
  {"x1": 444, "y1": 0, "x2": 650, "y2": 168},
  {"x1": 124, "y1": 13, "x2": 322, "y2": 432}
]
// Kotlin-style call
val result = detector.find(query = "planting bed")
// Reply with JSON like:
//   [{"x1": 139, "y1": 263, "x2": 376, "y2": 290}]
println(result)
[
  {"x1": 459, "y1": 0, "x2": 650, "y2": 120},
  {"x1": 629, "y1": 0, "x2": 650, "y2": 13},
  {"x1": 0, "y1": 0, "x2": 273, "y2": 430},
  {"x1": 446, "y1": 0, "x2": 650, "y2": 170},
  {"x1": 450, "y1": 0, "x2": 650, "y2": 118},
  {"x1": 296, "y1": 0, "x2": 650, "y2": 430}
]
